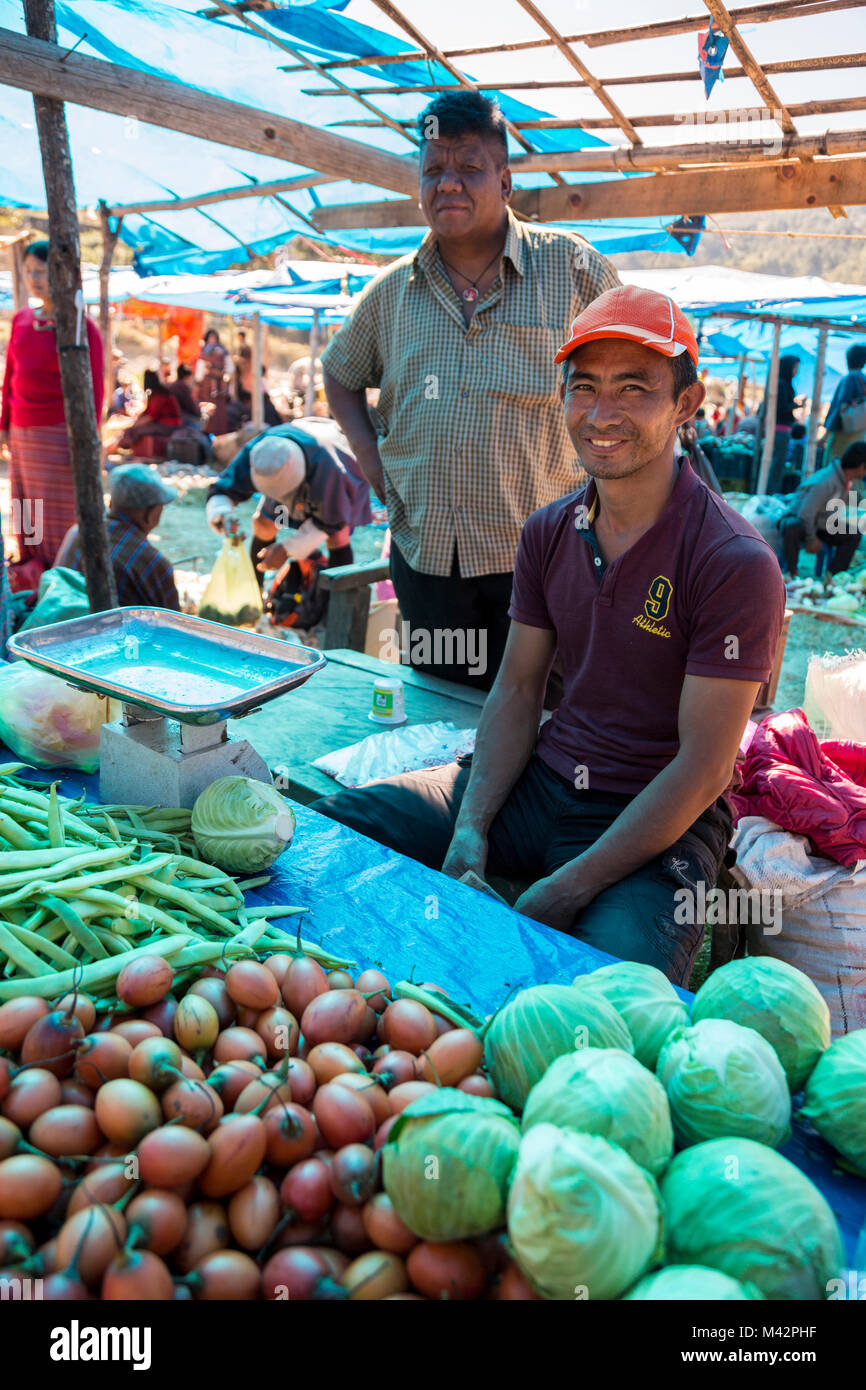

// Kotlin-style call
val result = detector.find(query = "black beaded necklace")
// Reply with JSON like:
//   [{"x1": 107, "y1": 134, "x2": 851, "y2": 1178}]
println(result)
[{"x1": 438, "y1": 247, "x2": 501, "y2": 304}]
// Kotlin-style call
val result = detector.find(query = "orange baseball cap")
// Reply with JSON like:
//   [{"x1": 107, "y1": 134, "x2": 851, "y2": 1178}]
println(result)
[{"x1": 554, "y1": 284, "x2": 699, "y2": 366}]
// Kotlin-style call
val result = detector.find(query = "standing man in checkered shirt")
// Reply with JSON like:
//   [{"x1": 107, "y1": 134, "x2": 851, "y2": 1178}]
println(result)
[{"x1": 322, "y1": 90, "x2": 619, "y2": 688}]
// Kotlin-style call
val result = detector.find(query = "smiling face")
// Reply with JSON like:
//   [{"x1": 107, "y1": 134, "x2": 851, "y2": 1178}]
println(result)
[
  {"x1": 419, "y1": 133, "x2": 511, "y2": 244},
  {"x1": 560, "y1": 338, "x2": 705, "y2": 480}
]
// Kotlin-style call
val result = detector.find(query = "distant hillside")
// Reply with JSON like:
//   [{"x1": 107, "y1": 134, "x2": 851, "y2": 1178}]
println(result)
[{"x1": 614, "y1": 206, "x2": 866, "y2": 285}]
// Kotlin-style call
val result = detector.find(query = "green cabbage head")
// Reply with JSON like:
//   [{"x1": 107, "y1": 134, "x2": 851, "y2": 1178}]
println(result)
[
  {"x1": 522, "y1": 1048, "x2": 673, "y2": 1178},
  {"x1": 624, "y1": 1266, "x2": 764, "y2": 1300},
  {"x1": 572, "y1": 961, "x2": 689, "y2": 1070},
  {"x1": 691, "y1": 956, "x2": 830, "y2": 1091},
  {"x1": 802, "y1": 1029, "x2": 866, "y2": 1176},
  {"x1": 382, "y1": 1088, "x2": 520, "y2": 1239},
  {"x1": 508, "y1": 1124, "x2": 663, "y2": 1301},
  {"x1": 661, "y1": 1137, "x2": 845, "y2": 1300},
  {"x1": 191, "y1": 775, "x2": 295, "y2": 872},
  {"x1": 484, "y1": 984, "x2": 633, "y2": 1112},
  {"x1": 657, "y1": 1018, "x2": 791, "y2": 1148}
]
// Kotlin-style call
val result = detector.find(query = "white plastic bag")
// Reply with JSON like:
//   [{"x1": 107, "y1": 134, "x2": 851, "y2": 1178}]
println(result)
[
  {"x1": 804, "y1": 649, "x2": 866, "y2": 742},
  {"x1": 313, "y1": 721, "x2": 476, "y2": 788},
  {"x1": 0, "y1": 664, "x2": 119, "y2": 772},
  {"x1": 732, "y1": 815, "x2": 866, "y2": 1036}
]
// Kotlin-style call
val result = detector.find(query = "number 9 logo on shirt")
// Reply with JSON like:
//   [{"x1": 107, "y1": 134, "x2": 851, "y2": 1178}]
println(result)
[{"x1": 644, "y1": 575, "x2": 673, "y2": 621}]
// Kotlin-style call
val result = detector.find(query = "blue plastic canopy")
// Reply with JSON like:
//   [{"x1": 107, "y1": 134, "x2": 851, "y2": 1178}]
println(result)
[{"x1": 0, "y1": 0, "x2": 697, "y2": 273}]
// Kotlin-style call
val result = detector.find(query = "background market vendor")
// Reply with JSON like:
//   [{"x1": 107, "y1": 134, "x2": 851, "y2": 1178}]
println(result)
[
  {"x1": 205, "y1": 419, "x2": 372, "y2": 575},
  {"x1": 318, "y1": 287, "x2": 786, "y2": 985}
]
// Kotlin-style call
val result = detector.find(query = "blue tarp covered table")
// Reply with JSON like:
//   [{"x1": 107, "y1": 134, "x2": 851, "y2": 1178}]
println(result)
[{"x1": 15, "y1": 765, "x2": 866, "y2": 1266}]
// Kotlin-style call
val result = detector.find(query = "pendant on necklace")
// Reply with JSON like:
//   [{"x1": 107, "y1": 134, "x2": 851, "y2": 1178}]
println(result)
[{"x1": 462, "y1": 286, "x2": 478, "y2": 303}]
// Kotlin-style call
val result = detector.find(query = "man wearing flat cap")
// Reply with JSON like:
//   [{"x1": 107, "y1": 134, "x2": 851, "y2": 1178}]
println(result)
[
  {"x1": 319, "y1": 287, "x2": 787, "y2": 983},
  {"x1": 55, "y1": 463, "x2": 180, "y2": 610},
  {"x1": 205, "y1": 418, "x2": 371, "y2": 574}
]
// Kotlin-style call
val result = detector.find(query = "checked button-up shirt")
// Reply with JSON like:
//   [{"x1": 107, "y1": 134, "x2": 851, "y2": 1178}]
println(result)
[{"x1": 321, "y1": 208, "x2": 619, "y2": 578}]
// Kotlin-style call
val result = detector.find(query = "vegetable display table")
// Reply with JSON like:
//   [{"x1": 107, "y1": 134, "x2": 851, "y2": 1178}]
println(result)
[
  {"x1": 230, "y1": 648, "x2": 486, "y2": 803},
  {"x1": 11, "y1": 760, "x2": 866, "y2": 1266}
]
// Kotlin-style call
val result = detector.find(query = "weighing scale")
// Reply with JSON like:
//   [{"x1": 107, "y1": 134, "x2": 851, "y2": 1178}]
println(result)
[{"x1": 8, "y1": 608, "x2": 326, "y2": 807}]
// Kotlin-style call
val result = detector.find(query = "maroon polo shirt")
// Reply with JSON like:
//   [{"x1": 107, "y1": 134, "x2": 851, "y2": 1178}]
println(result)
[{"x1": 509, "y1": 459, "x2": 786, "y2": 796}]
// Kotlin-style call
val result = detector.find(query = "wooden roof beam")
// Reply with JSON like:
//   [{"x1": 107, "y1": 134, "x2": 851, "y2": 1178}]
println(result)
[
  {"x1": 513, "y1": 0, "x2": 641, "y2": 145},
  {"x1": 277, "y1": 0, "x2": 862, "y2": 69},
  {"x1": 311, "y1": 154, "x2": 866, "y2": 227},
  {"x1": 0, "y1": 27, "x2": 418, "y2": 197}
]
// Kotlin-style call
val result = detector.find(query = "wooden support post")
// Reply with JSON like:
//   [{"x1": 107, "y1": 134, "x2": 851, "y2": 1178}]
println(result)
[
  {"x1": 23, "y1": 0, "x2": 117, "y2": 611},
  {"x1": 305, "y1": 309, "x2": 321, "y2": 417},
  {"x1": 10, "y1": 239, "x2": 27, "y2": 312},
  {"x1": 97, "y1": 203, "x2": 121, "y2": 424},
  {"x1": 727, "y1": 353, "x2": 747, "y2": 434},
  {"x1": 805, "y1": 327, "x2": 828, "y2": 477},
  {"x1": 251, "y1": 311, "x2": 264, "y2": 432},
  {"x1": 757, "y1": 321, "x2": 782, "y2": 494}
]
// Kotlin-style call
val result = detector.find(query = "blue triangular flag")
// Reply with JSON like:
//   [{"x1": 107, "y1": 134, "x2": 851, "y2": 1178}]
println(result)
[{"x1": 698, "y1": 22, "x2": 729, "y2": 98}]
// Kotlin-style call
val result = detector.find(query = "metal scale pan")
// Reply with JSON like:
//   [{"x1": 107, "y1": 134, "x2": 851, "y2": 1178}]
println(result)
[{"x1": 8, "y1": 608, "x2": 327, "y2": 806}]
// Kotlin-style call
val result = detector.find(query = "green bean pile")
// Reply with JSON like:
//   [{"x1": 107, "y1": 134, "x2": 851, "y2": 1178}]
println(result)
[{"x1": 0, "y1": 764, "x2": 352, "y2": 1003}]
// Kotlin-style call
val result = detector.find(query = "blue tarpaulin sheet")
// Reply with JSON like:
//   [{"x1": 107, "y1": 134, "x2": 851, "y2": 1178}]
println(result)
[
  {"x1": 12, "y1": 759, "x2": 865, "y2": 1266},
  {"x1": 0, "y1": 0, "x2": 696, "y2": 272}
]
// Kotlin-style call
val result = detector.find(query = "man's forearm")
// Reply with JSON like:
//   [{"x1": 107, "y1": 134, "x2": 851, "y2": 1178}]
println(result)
[
  {"x1": 455, "y1": 680, "x2": 545, "y2": 836},
  {"x1": 557, "y1": 751, "x2": 732, "y2": 898}
]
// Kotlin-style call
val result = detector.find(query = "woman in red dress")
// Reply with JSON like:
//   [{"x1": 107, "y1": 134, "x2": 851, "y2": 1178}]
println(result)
[
  {"x1": 117, "y1": 369, "x2": 182, "y2": 456},
  {"x1": 0, "y1": 240, "x2": 104, "y2": 589}
]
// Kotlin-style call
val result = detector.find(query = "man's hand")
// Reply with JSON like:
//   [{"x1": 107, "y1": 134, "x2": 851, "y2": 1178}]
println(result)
[
  {"x1": 803, "y1": 537, "x2": 823, "y2": 555},
  {"x1": 205, "y1": 494, "x2": 235, "y2": 533},
  {"x1": 257, "y1": 542, "x2": 289, "y2": 572},
  {"x1": 355, "y1": 441, "x2": 386, "y2": 505},
  {"x1": 514, "y1": 866, "x2": 597, "y2": 932},
  {"x1": 442, "y1": 824, "x2": 488, "y2": 882}
]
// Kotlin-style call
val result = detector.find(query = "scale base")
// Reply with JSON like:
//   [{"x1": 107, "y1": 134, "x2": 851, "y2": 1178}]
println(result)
[{"x1": 100, "y1": 716, "x2": 272, "y2": 809}]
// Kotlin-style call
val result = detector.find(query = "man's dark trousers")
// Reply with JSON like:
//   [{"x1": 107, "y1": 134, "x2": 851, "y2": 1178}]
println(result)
[{"x1": 315, "y1": 753, "x2": 732, "y2": 987}]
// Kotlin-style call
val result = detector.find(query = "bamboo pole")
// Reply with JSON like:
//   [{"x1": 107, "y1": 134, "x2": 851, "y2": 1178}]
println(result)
[
  {"x1": 804, "y1": 327, "x2": 828, "y2": 476},
  {"x1": 207, "y1": 0, "x2": 418, "y2": 148},
  {"x1": 97, "y1": 204, "x2": 121, "y2": 424},
  {"x1": 22, "y1": 0, "x2": 116, "y2": 612},
  {"x1": 367, "y1": 0, "x2": 566, "y2": 183},
  {"x1": 513, "y1": 0, "x2": 642, "y2": 146},
  {"x1": 757, "y1": 321, "x2": 783, "y2": 493},
  {"x1": 301, "y1": 52, "x2": 866, "y2": 95},
  {"x1": 305, "y1": 309, "x2": 320, "y2": 418},
  {"x1": 105, "y1": 174, "x2": 339, "y2": 218},
  {"x1": 251, "y1": 311, "x2": 264, "y2": 432},
  {"x1": 275, "y1": 0, "x2": 860, "y2": 66}
]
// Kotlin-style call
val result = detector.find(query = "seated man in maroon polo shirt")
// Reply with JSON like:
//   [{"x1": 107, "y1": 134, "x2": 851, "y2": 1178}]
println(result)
[{"x1": 316, "y1": 286, "x2": 786, "y2": 984}]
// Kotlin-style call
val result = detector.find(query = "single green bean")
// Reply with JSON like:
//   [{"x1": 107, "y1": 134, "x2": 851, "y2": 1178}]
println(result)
[
  {"x1": 91, "y1": 928, "x2": 132, "y2": 956},
  {"x1": 0, "y1": 813, "x2": 42, "y2": 851},
  {"x1": 243, "y1": 905, "x2": 307, "y2": 922},
  {"x1": 0, "y1": 920, "x2": 52, "y2": 976},
  {"x1": 0, "y1": 845, "x2": 87, "y2": 871},
  {"x1": 47, "y1": 784, "x2": 66, "y2": 849},
  {"x1": 4, "y1": 922, "x2": 78, "y2": 970},
  {"x1": 0, "y1": 933, "x2": 191, "y2": 1000},
  {"x1": 37, "y1": 853, "x2": 174, "y2": 898},
  {"x1": 41, "y1": 894, "x2": 109, "y2": 961}
]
